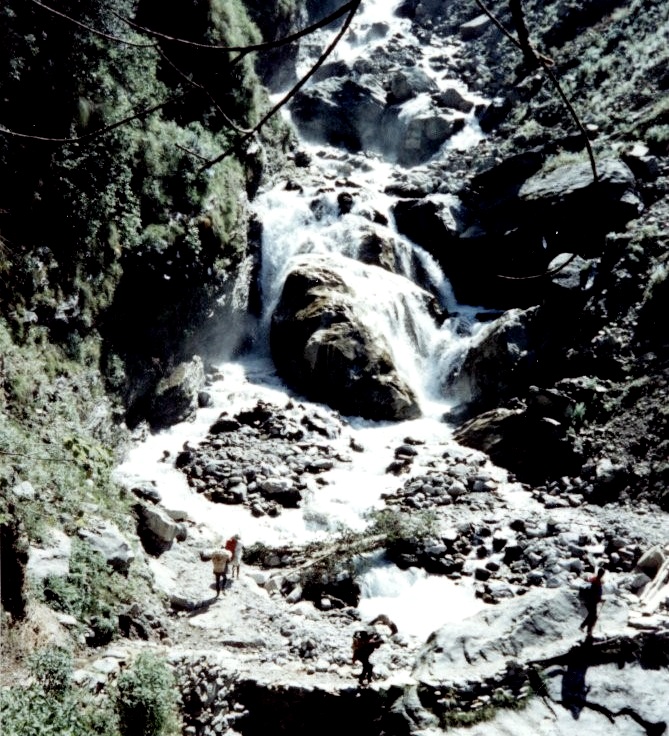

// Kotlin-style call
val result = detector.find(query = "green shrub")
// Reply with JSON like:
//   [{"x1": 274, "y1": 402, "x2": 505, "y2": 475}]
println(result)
[
  {"x1": 41, "y1": 538, "x2": 130, "y2": 640},
  {"x1": 0, "y1": 685, "x2": 117, "y2": 736},
  {"x1": 29, "y1": 647, "x2": 73, "y2": 697},
  {"x1": 368, "y1": 508, "x2": 439, "y2": 545},
  {"x1": 115, "y1": 652, "x2": 179, "y2": 736},
  {"x1": 0, "y1": 646, "x2": 118, "y2": 736}
]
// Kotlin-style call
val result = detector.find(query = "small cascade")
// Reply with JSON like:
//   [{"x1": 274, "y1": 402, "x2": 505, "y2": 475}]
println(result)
[{"x1": 356, "y1": 550, "x2": 485, "y2": 639}]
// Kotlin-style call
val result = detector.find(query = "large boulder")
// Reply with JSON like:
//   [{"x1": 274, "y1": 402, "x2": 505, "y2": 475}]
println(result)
[
  {"x1": 388, "y1": 68, "x2": 439, "y2": 104},
  {"x1": 27, "y1": 528, "x2": 72, "y2": 581},
  {"x1": 148, "y1": 355, "x2": 205, "y2": 430},
  {"x1": 396, "y1": 110, "x2": 464, "y2": 167},
  {"x1": 452, "y1": 407, "x2": 581, "y2": 483},
  {"x1": 413, "y1": 588, "x2": 629, "y2": 684},
  {"x1": 134, "y1": 503, "x2": 178, "y2": 556},
  {"x1": 289, "y1": 77, "x2": 388, "y2": 153},
  {"x1": 78, "y1": 521, "x2": 135, "y2": 574},
  {"x1": 270, "y1": 258, "x2": 421, "y2": 421},
  {"x1": 448, "y1": 308, "x2": 539, "y2": 410},
  {"x1": 392, "y1": 194, "x2": 463, "y2": 253},
  {"x1": 517, "y1": 158, "x2": 643, "y2": 256}
]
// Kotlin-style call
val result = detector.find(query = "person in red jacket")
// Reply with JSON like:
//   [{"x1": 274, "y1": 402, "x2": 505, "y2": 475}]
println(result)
[{"x1": 579, "y1": 567, "x2": 605, "y2": 637}]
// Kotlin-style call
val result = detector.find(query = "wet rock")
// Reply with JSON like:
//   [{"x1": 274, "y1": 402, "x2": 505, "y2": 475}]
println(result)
[
  {"x1": 388, "y1": 67, "x2": 439, "y2": 104},
  {"x1": 148, "y1": 356, "x2": 205, "y2": 430},
  {"x1": 78, "y1": 521, "x2": 135, "y2": 573},
  {"x1": 134, "y1": 503, "x2": 178, "y2": 556},
  {"x1": 270, "y1": 259, "x2": 421, "y2": 421}
]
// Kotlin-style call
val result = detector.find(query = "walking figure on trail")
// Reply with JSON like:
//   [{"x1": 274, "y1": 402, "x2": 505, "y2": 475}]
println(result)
[
  {"x1": 579, "y1": 567, "x2": 605, "y2": 637},
  {"x1": 211, "y1": 547, "x2": 232, "y2": 597},
  {"x1": 228, "y1": 534, "x2": 243, "y2": 579},
  {"x1": 352, "y1": 630, "x2": 383, "y2": 686}
]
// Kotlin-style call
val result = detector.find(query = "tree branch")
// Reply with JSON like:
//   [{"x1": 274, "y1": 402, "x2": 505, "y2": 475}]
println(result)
[
  {"x1": 113, "y1": 0, "x2": 359, "y2": 53},
  {"x1": 155, "y1": 47, "x2": 253, "y2": 134},
  {"x1": 198, "y1": 0, "x2": 362, "y2": 173},
  {"x1": 29, "y1": 0, "x2": 156, "y2": 48},
  {"x1": 0, "y1": 94, "x2": 181, "y2": 145}
]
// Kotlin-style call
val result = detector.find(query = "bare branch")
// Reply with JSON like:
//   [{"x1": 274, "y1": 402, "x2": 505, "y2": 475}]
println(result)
[
  {"x1": 471, "y1": 0, "x2": 600, "y2": 281},
  {"x1": 474, "y1": 0, "x2": 597, "y2": 184},
  {"x1": 155, "y1": 47, "x2": 253, "y2": 134},
  {"x1": 174, "y1": 143, "x2": 210, "y2": 163},
  {"x1": 497, "y1": 252, "x2": 579, "y2": 281},
  {"x1": 198, "y1": 0, "x2": 362, "y2": 173},
  {"x1": 29, "y1": 0, "x2": 156, "y2": 48},
  {"x1": 0, "y1": 94, "x2": 181, "y2": 145},
  {"x1": 113, "y1": 0, "x2": 359, "y2": 53}
]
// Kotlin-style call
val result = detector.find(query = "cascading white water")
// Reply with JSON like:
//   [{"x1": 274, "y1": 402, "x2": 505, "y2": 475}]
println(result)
[
  {"x1": 254, "y1": 180, "x2": 466, "y2": 413},
  {"x1": 115, "y1": 0, "x2": 498, "y2": 640}
]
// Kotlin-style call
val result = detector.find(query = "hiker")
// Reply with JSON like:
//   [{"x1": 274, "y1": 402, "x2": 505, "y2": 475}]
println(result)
[
  {"x1": 579, "y1": 567, "x2": 605, "y2": 637},
  {"x1": 231, "y1": 535, "x2": 243, "y2": 579},
  {"x1": 211, "y1": 547, "x2": 232, "y2": 597},
  {"x1": 352, "y1": 629, "x2": 383, "y2": 685},
  {"x1": 225, "y1": 534, "x2": 242, "y2": 580}
]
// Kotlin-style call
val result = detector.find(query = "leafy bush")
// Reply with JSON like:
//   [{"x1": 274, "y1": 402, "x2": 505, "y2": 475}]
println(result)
[
  {"x1": 29, "y1": 647, "x2": 73, "y2": 697},
  {"x1": 41, "y1": 538, "x2": 130, "y2": 642},
  {"x1": 115, "y1": 652, "x2": 179, "y2": 736},
  {"x1": 368, "y1": 508, "x2": 439, "y2": 546},
  {"x1": 0, "y1": 646, "x2": 118, "y2": 736}
]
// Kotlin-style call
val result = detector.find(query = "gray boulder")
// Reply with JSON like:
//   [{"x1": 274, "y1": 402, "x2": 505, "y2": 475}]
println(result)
[
  {"x1": 270, "y1": 259, "x2": 421, "y2": 421},
  {"x1": 453, "y1": 407, "x2": 581, "y2": 483},
  {"x1": 78, "y1": 521, "x2": 135, "y2": 573},
  {"x1": 413, "y1": 588, "x2": 628, "y2": 683},
  {"x1": 518, "y1": 157, "x2": 643, "y2": 256},
  {"x1": 459, "y1": 14, "x2": 491, "y2": 40},
  {"x1": 289, "y1": 77, "x2": 387, "y2": 154},
  {"x1": 134, "y1": 503, "x2": 178, "y2": 556},
  {"x1": 435, "y1": 86, "x2": 474, "y2": 113},
  {"x1": 449, "y1": 308, "x2": 538, "y2": 410},
  {"x1": 388, "y1": 68, "x2": 439, "y2": 104},
  {"x1": 149, "y1": 355, "x2": 205, "y2": 430},
  {"x1": 397, "y1": 111, "x2": 464, "y2": 167},
  {"x1": 27, "y1": 529, "x2": 72, "y2": 580}
]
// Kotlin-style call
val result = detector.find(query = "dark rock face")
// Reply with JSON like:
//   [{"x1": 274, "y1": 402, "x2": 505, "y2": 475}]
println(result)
[
  {"x1": 233, "y1": 680, "x2": 395, "y2": 736},
  {"x1": 0, "y1": 508, "x2": 28, "y2": 621},
  {"x1": 517, "y1": 158, "x2": 642, "y2": 257},
  {"x1": 290, "y1": 78, "x2": 388, "y2": 153},
  {"x1": 397, "y1": 154, "x2": 643, "y2": 308},
  {"x1": 453, "y1": 408, "x2": 581, "y2": 484},
  {"x1": 148, "y1": 356, "x2": 205, "y2": 430},
  {"x1": 270, "y1": 262, "x2": 420, "y2": 421},
  {"x1": 448, "y1": 308, "x2": 540, "y2": 411}
]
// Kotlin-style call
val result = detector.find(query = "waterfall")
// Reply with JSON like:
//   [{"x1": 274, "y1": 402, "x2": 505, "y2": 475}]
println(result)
[
  {"x1": 253, "y1": 180, "x2": 464, "y2": 412},
  {"x1": 115, "y1": 0, "x2": 494, "y2": 634},
  {"x1": 250, "y1": 0, "x2": 493, "y2": 417}
]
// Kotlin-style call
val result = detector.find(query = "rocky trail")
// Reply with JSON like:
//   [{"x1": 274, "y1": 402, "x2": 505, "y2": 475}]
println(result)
[{"x1": 100, "y1": 380, "x2": 669, "y2": 735}]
